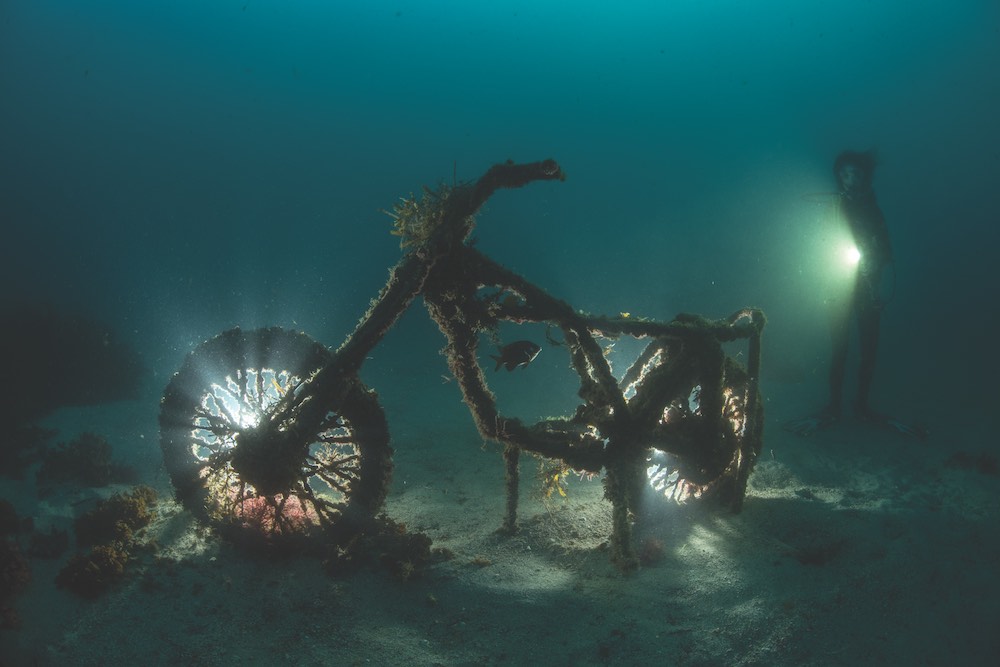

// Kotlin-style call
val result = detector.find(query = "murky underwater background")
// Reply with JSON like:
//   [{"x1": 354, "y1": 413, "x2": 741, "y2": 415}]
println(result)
[
  {"x1": 2, "y1": 2, "x2": 1000, "y2": 664},
  {"x1": 3, "y1": 1, "x2": 998, "y2": 419}
]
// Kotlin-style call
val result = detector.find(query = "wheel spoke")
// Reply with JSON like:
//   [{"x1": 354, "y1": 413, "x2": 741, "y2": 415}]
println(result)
[
  {"x1": 318, "y1": 433, "x2": 356, "y2": 444},
  {"x1": 316, "y1": 471, "x2": 351, "y2": 495},
  {"x1": 160, "y1": 327, "x2": 391, "y2": 544}
]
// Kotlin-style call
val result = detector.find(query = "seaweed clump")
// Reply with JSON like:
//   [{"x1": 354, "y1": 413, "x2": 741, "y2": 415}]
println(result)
[
  {"x1": 323, "y1": 515, "x2": 452, "y2": 582},
  {"x1": 385, "y1": 185, "x2": 454, "y2": 248},
  {"x1": 56, "y1": 486, "x2": 157, "y2": 598},
  {"x1": 74, "y1": 485, "x2": 156, "y2": 546},
  {"x1": 37, "y1": 432, "x2": 137, "y2": 491},
  {"x1": 55, "y1": 543, "x2": 130, "y2": 600}
]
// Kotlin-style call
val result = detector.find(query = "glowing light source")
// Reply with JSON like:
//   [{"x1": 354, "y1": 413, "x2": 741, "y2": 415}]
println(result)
[{"x1": 842, "y1": 244, "x2": 861, "y2": 267}]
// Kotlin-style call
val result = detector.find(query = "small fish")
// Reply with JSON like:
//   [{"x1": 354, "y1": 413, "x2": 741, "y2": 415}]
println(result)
[{"x1": 490, "y1": 340, "x2": 541, "y2": 371}]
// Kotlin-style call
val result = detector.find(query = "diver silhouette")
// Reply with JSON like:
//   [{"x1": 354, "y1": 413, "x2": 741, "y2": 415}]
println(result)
[{"x1": 786, "y1": 150, "x2": 925, "y2": 439}]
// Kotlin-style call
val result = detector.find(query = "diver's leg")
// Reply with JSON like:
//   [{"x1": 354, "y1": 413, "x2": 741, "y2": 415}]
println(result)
[
  {"x1": 854, "y1": 305, "x2": 927, "y2": 437},
  {"x1": 826, "y1": 303, "x2": 851, "y2": 418},
  {"x1": 855, "y1": 303, "x2": 882, "y2": 419}
]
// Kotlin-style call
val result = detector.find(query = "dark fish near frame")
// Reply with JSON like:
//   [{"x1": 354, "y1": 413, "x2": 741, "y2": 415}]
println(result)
[{"x1": 491, "y1": 340, "x2": 541, "y2": 371}]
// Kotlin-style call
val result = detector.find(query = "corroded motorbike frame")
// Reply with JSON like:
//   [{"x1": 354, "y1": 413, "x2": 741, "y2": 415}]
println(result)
[{"x1": 161, "y1": 159, "x2": 765, "y2": 569}]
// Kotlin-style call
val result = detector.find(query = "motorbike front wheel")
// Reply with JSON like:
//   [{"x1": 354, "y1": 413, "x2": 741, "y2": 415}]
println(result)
[{"x1": 159, "y1": 327, "x2": 392, "y2": 546}]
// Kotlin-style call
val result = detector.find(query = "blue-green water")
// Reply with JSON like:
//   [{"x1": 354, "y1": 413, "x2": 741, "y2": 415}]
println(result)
[
  {"x1": 4, "y1": 2, "x2": 997, "y2": 397},
  {"x1": 2, "y1": 3, "x2": 1000, "y2": 664}
]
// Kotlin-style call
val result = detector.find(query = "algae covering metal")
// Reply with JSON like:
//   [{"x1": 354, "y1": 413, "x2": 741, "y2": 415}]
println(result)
[{"x1": 159, "y1": 159, "x2": 765, "y2": 569}]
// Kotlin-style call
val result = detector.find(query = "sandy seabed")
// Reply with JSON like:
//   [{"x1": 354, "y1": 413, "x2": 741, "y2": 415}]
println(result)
[{"x1": 2, "y1": 379, "x2": 997, "y2": 667}]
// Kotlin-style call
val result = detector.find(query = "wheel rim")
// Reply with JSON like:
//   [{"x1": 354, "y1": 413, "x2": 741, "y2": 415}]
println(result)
[
  {"x1": 629, "y1": 343, "x2": 760, "y2": 506},
  {"x1": 160, "y1": 327, "x2": 391, "y2": 543}
]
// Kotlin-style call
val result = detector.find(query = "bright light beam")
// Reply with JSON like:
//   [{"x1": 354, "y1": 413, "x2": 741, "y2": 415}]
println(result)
[{"x1": 842, "y1": 244, "x2": 861, "y2": 267}]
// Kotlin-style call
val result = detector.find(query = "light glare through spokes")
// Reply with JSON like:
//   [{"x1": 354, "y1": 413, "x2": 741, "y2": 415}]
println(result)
[
  {"x1": 646, "y1": 449, "x2": 703, "y2": 503},
  {"x1": 192, "y1": 368, "x2": 298, "y2": 449},
  {"x1": 188, "y1": 367, "x2": 363, "y2": 536}
]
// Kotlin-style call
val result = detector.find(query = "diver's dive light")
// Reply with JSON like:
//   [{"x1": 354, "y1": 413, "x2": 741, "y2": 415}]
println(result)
[{"x1": 842, "y1": 244, "x2": 861, "y2": 267}]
